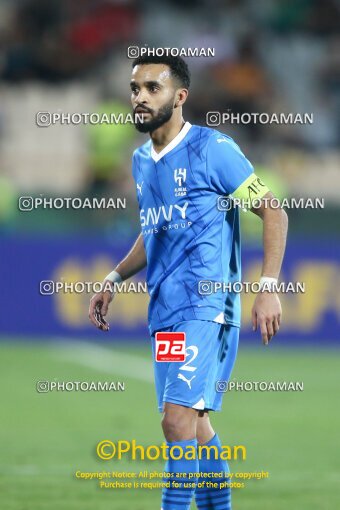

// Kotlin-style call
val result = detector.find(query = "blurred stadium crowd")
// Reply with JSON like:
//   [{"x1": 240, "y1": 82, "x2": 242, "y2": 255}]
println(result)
[{"x1": 0, "y1": 0, "x2": 339, "y2": 238}]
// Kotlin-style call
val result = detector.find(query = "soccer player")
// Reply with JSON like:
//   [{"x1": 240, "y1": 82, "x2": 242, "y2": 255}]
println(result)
[{"x1": 89, "y1": 55, "x2": 288, "y2": 510}]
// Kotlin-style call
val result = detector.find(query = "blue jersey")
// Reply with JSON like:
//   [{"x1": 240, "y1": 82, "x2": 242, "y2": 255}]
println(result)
[{"x1": 132, "y1": 122, "x2": 255, "y2": 334}]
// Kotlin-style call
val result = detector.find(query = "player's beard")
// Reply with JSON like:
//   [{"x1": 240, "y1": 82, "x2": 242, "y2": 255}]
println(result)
[{"x1": 134, "y1": 99, "x2": 174, "y2": 133}]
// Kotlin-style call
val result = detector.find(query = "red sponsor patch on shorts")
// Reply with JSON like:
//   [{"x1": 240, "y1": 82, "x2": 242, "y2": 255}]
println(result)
[{"x1": 155, "y1": 332, "x2": 186, "y2": 362}]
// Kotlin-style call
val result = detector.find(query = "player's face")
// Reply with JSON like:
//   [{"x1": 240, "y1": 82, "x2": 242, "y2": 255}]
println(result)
[{"x1": 130, "y1": 64, "x2": 177, "y2": 133}]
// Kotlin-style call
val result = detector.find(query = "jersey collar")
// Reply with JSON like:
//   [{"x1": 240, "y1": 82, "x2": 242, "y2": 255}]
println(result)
[{"x1": 150, "y1": 121, "x2": 192, "y2": 163}]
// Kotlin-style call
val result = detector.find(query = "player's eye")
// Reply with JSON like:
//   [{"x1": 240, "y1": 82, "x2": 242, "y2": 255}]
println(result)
[
  {"x1": 131, "y1": 86, "x2": 139, "y2": 94},
  {"x1": 149, "y1": 85, "x2": 159, "y2": 93}
]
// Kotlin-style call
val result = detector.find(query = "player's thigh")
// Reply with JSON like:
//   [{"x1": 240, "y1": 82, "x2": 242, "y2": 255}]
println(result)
[
  {"x1": 163, "y1": 320, "x2": 223, "y2": 408},
  {"x1": 211, "y1": 324, "x2": 239, "y2": 411},
  {"x1": 216, "y1": 324, "x2": 239, "y2": 383},
  {"x1": 151, "y1": 332, "x2": 170, "y2": 411}
]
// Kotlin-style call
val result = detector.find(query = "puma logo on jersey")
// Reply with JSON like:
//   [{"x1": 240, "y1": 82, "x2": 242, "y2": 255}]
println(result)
[
  {"x1": 178, "y1": 373, "x2": 196, "y2": 389},
  {"x1": 217, "y1": 138, "x2": 228, "y2": 143},
  {"x1": 137, "y1": 181, "x2": 144, "y2": 195}
]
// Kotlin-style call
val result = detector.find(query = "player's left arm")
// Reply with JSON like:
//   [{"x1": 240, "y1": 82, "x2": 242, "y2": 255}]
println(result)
[
  {"x1": 250, "y1": 191, "x2": 288, "y2": 345},
  {"x1": 206, "y1": 135, "x2": 288, "y2": 344}
]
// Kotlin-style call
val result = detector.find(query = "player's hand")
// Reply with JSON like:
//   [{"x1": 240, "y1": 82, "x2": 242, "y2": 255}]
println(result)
[
  {"x1": 88, "y1": 281, "x2": 114, "y2": 331},
  {"x1": 251, "y1": 292, "x2": 282, "y2": 345}
]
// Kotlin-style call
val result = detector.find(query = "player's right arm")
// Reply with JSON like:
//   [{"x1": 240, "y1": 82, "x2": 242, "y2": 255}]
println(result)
[{"x1": 88, "y1": 233, "x2": 147, "y2": 331}]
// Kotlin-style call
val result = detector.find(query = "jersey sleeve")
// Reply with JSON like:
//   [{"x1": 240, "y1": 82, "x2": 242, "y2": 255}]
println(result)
[
  {"x1": 131, "y1": 150, "x2": 138, "y2": 182},
  {"x1": 206, "y1": 134, "x2": 268, "y2": 201}
]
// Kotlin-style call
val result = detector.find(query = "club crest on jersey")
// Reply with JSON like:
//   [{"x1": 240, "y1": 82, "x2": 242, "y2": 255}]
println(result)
[{"x1": 174, "y1": 168, "x2": 187, "y2": 197}]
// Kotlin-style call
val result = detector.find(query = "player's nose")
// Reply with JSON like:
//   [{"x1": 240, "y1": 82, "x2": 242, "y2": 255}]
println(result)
[{"x1": 134, "y1": 88, "x2": 149, "y2": 105}]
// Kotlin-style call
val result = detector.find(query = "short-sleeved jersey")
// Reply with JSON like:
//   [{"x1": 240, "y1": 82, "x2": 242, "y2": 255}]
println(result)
[{"x1": 132, "y1": 122, "x2": 256, "y2": 334}]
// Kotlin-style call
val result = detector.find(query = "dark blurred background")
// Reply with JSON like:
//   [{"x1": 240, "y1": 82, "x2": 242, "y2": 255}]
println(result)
[{"x1": 0, "y1": 0, "x2": 339, "y2": 342}]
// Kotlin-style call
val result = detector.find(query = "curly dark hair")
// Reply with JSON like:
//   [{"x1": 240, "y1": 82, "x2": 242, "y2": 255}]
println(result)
[{"x1": 132, "y1": 54, "x2": 190, "y2": 89}]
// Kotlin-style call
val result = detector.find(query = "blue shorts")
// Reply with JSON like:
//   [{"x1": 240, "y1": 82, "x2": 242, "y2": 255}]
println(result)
[{"x1": 151, "y1": 320, "x2": 239, "y2": 413}]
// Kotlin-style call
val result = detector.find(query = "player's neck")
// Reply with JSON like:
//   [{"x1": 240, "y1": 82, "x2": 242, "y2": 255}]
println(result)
[{"x1": 150, "y1": 117, "x2": 186, "y2": 154}]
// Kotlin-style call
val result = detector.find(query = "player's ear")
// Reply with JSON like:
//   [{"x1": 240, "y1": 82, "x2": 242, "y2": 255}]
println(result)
[{"x1": 174, "y1": 88, "x2": 188, "y2": 108}]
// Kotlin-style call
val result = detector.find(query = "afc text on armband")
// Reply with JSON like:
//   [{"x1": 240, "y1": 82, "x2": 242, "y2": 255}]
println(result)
[{"x1": 247, "y1": 177, "x2": 267, "y2": 199}]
